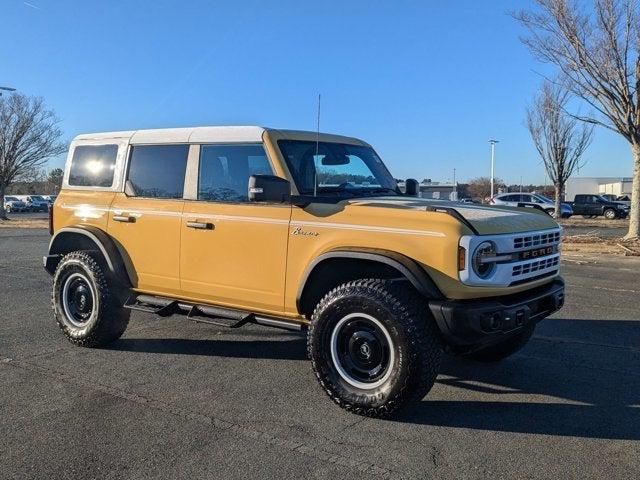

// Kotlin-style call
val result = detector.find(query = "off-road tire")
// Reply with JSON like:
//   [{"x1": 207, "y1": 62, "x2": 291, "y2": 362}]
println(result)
[
  {"x1": 464, "y1": 324, "x2": 535, "y2": 362},
  {"x1": 603, "y1": 208, "x2": 617, "y2": 220},
  {"x1": 307, "y1": 279, "x2": 443, "y2": 418},
  {"x1": 52, "y1": 251, "x2": 130, "y2": 347}
]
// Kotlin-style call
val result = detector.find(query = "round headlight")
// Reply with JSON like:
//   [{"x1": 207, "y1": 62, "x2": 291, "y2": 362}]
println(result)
[{"x1": 472, "y1": 241, "x2": 497, "y2": 279}]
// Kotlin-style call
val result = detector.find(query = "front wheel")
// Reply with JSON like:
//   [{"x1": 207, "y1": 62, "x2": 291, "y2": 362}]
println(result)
[
  {"x1": 307, "y1": 279, "x2": 443, "y2": 418},
  {"x1": 52, "y1": 251, "x2": 130, "y2": 347},
  {"x1": 604, "y1": 208, "x2": 617, "y2": 220},
  {"x1": 5, "y1": 205, "x2": 11, "y2": 213}
]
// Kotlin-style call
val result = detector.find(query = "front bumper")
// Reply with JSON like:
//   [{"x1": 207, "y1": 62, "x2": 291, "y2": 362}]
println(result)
[{"x1": 429, "y1": 278, "x2": 565, "y2": 348}]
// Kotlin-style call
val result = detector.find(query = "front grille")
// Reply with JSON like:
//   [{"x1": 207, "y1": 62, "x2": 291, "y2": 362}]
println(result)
[
  {"x1": 513, "y1": 231, "x2": 560, "y2": 250},
  {"x1": 512, "y1": 256, "x2": 559, "y2": 276}
]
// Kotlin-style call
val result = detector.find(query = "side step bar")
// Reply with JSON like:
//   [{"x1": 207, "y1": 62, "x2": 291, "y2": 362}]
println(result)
[{"x1": 124, "y1": 294, "x2": 305, "y2": 332}]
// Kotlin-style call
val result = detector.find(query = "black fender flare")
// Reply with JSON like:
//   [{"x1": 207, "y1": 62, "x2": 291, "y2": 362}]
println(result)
[
  {"x1": 296, "y1": 248, "x2": 443, "y2": 313},
  {"x1": 45, "y1": 226, "x2": 132, "y2": 287}
]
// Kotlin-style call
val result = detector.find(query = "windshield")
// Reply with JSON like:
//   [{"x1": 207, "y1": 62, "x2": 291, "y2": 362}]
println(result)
[{"x1": 277, "y1": 140, "x2": 398, "y2": 197}]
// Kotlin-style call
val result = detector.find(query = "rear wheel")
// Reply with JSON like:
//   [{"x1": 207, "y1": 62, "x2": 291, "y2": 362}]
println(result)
[
  {"x1": 52, "y1": 251, "x2": 130, "y2": 347},
  {"x1": 544, "y1": 208, "x2": 556, "y2": 218},
  {"x1": 5, "y1": 205, "x2": 11, "y2": 213},
  {"x1": 463, "y1": 325, "x2": 535, "y2": 362},
  {"x1": 308, "y1": 279, "x2": 442, "y2": 418}
]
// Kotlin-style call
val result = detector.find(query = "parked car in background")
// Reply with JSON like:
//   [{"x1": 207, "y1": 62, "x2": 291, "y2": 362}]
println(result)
[
  {"x1": 28, "y1": 195, "x2": 51, "y2": 212},
  {"x1": 489, "y1": 193, "x2": 573, "y2": 218},
  {"x1": 13, "y1": 195, "x2": 50, "y2": 212},
  {"x1": 600, "y1": 194, "x2": 631, "y2": 207},
  {"x1": 43, "y1": 195, "x2": 57, "y2": 204},
  {"x1": 570, "y1": 194, "x2": 630, "y2": 219},
  {"x1": 3, "y1": 196, "x2": 28, "y2": 213}
]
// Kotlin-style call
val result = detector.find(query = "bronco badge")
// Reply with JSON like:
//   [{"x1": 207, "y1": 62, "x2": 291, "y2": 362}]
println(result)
[{"x1": 291, "y1": 226, "x2": 319, "y2": 237}]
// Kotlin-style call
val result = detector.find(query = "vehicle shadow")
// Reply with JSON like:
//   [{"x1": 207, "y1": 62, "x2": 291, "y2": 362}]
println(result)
[
  {"x1": 108, "y1": 335, "x2": 308, "y2": 361},
  {"x1": 396, "y1": 318, "x2": 640, "y2": 440},
  {"x1": 109, "y1": 318, "x2": 639, "y2": 440}
]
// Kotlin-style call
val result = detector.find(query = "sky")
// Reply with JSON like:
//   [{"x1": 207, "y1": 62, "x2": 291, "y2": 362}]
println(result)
[{"x1": 1, "y1": 0, "x2": 634, "y2": 185}]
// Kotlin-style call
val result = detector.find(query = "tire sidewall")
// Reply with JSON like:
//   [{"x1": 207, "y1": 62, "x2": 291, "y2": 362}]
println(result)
[
  {"x1": 310, "y1": 290, "x2": 410, "y2": 409},
  {"x1": 53, "y1": 257, "x2": 103, "y2": 339},
  {"x1": 604, "y1": 209, "x2": 616, "y2": 219}
]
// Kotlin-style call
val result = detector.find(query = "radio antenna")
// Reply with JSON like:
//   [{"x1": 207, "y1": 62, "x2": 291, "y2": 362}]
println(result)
[{"x1": 313, "y1": 93, "x2": 321, "y2": 197}]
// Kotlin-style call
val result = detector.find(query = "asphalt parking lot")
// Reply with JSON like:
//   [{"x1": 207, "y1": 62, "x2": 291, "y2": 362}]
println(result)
[{"x1": 1, "y1": 228, "x2": 639, "y2": 479}]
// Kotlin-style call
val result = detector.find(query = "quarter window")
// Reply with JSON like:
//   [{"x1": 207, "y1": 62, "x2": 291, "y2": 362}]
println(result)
[
  {"x1": 198, "y1": 144, "x2": 273, "y2": 202},
  {"x1": 127, "y1": 145, "x2": 189, "y2": 199},
  {"x1": 68, "y1": 144, "x2": 118, "y2": 187}
]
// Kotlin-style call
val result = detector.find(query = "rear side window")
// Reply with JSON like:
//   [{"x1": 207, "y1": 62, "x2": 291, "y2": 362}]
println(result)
[
  {"x1": 127, "y1": 145, "x2": 189, "y2": 199},
  {"x1": 198, "y1": 144, "x2": 273, "y2": 202},
  {"x1": 502, "y1": 194, "x2": 520, "y2": 202},
  {"x1": 68, "y1": 145, "x2": 118, "y2": 187}
]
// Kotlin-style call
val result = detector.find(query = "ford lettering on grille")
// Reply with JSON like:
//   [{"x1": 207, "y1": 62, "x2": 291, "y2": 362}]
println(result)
[{"x1": 520, "y1": 246, "x2": 554, "y2": 260}]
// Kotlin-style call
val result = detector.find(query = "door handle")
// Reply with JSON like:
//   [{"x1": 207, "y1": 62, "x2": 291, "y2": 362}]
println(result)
[
  {"x1": 186, "y1": 220, "x2": 214, "y2": 230},
  {"x1": 113, "y1": 215, "x2": 135, "y2": 223}
]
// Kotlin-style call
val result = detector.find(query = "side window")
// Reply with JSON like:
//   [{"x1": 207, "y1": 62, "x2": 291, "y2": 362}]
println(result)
[
  {"x1": 198, "y1": 144, "x2": 273, "y2": 202},
  {"x1": 68, "y1": 144, "x2": 118, "y2": 187},
  {"x1": 127, "y1": 145, "x2": 189, "y2": 199}
]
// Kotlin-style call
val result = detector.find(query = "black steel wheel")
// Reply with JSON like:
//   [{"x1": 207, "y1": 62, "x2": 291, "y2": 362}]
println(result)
[
  {"x1": 61, "y1": 273, "x2": 95, "y2": 327},
  {"x1": 330, "y1": 313, "x2": 394, "y2": 389}
]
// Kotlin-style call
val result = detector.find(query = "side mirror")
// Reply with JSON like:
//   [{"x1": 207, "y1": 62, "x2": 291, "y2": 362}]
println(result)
[
  {"x1": 248, "y1": 175, "x2": 291, "y2": 203},
  {"x1": 405, "y1": 178, "x2": 419, "y2": 196}
]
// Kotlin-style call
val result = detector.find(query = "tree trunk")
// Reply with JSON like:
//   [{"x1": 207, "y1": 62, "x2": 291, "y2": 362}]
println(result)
[
  {"x1": 626, "y1": 143, "x2": 640, "y2": 240},
  {"x1": 0, "y1": 182, "x2": 7, "y2": 221},
  {"x1": 554, "y1": 183, "x2": 562, "y2": 219}
]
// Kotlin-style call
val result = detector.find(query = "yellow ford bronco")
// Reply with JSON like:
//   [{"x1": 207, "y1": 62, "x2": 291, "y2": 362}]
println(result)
[{"x1": 45, "y1": 126, "x2": 565, "y2": 417}]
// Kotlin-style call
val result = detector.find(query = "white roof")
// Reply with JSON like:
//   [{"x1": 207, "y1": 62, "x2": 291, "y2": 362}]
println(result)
[{"x1": 73, "y1": 126, "x2": 267, "y2": 144}]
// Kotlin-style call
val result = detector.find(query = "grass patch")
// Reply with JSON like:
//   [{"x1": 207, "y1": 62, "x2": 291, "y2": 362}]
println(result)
[{"x1": 0, "y1": 218, "x2": 48, "y2": 229}]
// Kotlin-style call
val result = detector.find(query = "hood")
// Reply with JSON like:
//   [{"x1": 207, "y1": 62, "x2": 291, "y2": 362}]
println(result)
[{"x1": 347, "y1": 197, "x2": 559, "y2": 235}]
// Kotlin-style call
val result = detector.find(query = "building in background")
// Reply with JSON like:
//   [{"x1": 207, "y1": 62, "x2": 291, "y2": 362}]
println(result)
[
  {"x1": 397, "y1": 180, "x2": 458, "y2": 200},
  {"x1": 565, "y1": 177, "x2": 632, "y2": 201}
]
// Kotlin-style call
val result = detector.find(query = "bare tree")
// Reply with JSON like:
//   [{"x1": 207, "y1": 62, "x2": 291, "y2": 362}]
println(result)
[
  {"x1": 527, "y1": 81, "x2": 593, "y2": 217},
  {"x1": 514, "y1": 0, "x2": 640, "y2": 238},
  {"x1": 0, "y1": 93, "x2": 66, "y2": 220},
  {"x1": 468, "y1": 176, "x2": 506, "y2": 201}
]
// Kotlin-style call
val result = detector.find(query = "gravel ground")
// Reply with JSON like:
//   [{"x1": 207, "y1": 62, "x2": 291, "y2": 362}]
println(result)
[{"x1": 1, "y1": 228, "x2": 639, "y2": 479}]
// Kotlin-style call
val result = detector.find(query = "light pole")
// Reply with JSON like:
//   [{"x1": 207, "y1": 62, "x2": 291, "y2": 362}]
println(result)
[
  {"x1": 489, "y1": 139, "x2": 499, "y2": 197},
  {"x1": 0, "y1": 86, "x2": 16, "y2": 97},
  {"x1": 452, "y1": 168, "x2": 457, "y2": 200}
]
